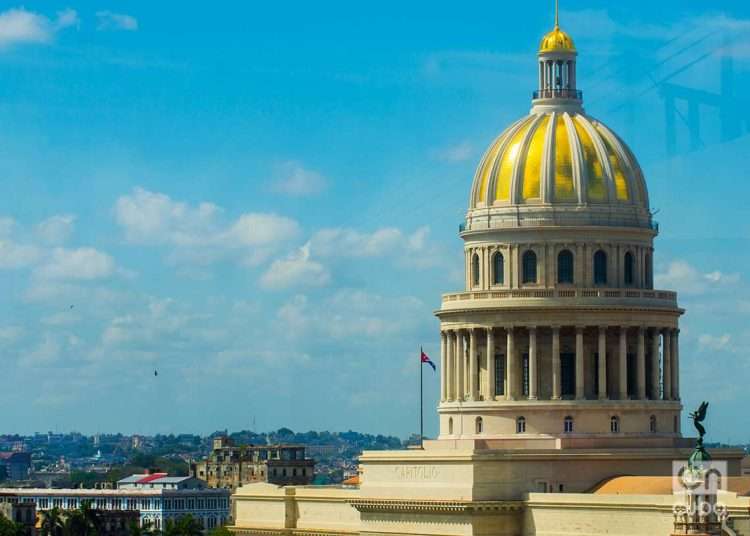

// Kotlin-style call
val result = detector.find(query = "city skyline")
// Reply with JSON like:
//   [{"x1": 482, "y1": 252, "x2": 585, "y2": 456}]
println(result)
[{"x1": 1, "y1": 0, "x2": 749, "y2": 442}]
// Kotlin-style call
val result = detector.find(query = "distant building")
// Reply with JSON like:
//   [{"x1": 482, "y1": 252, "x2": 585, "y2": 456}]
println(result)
[
  {"x1": 0, "y1": 473, "x2": 230, "y2": 531},
  {"x1": 0, "y1": 500, "x2": 36, "y2": 535},
  {"x1": 190, "y1": 437, "x2": 314, "y2": 490},
  {"x1": 0, "y1": 452, "x2": 31, "y2": 481}
]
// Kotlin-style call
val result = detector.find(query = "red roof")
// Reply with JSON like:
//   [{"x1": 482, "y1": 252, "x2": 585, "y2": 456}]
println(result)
[{"x1": 136, "y1": 473, "x2": 168, "y2": 484}]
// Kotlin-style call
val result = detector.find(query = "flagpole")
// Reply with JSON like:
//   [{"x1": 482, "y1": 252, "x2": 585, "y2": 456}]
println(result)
[{"x1": 420, "y1": 346, "x2": 424, "y2": 449}]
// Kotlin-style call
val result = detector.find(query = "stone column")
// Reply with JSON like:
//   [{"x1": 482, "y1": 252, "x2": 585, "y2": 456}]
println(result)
[
  {"x1": 456, "y1": 330, "x2": 465, "y2": 401},
  {"x1": 529, "y1": 327, "x2": 538, "y2": 400},
  {"x1": 598, "y1": 326, "x2": 607, "y2": 400},
  {"x1": 469, "y1": 329, "x2": 478, "y2": 401},
  {"x1": 575, "y1": 327, "x2": 585, "y2": 400},
  {"x1": 446, "y1": 331, "x2": 454, "y2": 401},
  {"x1": 487, "y1": 328, "x2": 496, "y2": 400},
  {"x1": 672, "y1": 329, "x2": 680, "y2": 400},
  {"x1": 507, "y1": 328, "x2": 516, "y2": 400},
  {"x1": 619, "y1": 327, "x2": 628, "y2": 400},
  {"x1": 552, "y1": 327, "x2": 561, "y2": 400},
  {"x1": 637, "y1": 327, "x2": 646, "y2": 400},
  {"x1": 663, "y1": 329, "x2": 672, "y2": 401},
  {"x1": 440, "y1": 331, "x2": 447, "y2": 402},
  {"x1": 650, "y1": 329, "x2": 660, "y2": 400}
]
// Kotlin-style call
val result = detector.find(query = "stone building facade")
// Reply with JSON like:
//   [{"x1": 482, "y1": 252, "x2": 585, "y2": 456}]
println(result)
[
  {"x1": 228, "y1": 6, "x2": 746, "y2": 536},
  {"x1": 191, "y1": 437, "x2": 314, "y2": 490}
]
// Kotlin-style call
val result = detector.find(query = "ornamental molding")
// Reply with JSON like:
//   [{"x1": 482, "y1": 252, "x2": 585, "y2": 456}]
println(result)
[{"x1": 348, "y1": 498, "x2": 523, "y2": 514}]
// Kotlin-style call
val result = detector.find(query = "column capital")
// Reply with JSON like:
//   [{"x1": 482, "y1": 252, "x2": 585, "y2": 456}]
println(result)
[
  {"x1": 638, "y1": 326, "x2": 646, "y2": 334},
  {"x1": 598, "y1": 325, "x2": 608, "y2": 332},
  {"x1": 551, "y1": 325, "x2": 561, "y2": 332},
  {"x1": 528, "y1": 326, "x2": 537, "y2": 333},
  {"x1": 575, "y1": 325, "x2": 585, "y2": 334}
]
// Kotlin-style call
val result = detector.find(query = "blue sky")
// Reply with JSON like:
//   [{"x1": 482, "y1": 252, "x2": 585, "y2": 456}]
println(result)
[{"x1": 1, "y1": 0, "x2": 749, "y2": 442}]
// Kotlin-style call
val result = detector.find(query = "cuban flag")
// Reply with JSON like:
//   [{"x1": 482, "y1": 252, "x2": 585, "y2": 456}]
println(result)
[{"x1": 420, "y1": 348, "x2": 436, "y2": 371}]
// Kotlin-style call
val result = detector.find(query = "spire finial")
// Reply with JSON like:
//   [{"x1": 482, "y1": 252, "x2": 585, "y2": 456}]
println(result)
[{"x1": 555, "y1": 0, "x2": 559, "y2": 28}]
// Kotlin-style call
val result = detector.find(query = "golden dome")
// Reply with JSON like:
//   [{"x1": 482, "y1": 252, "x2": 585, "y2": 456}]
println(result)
[
  {"x1": 470, "y1": 111, "x2": 648, "y2": 210},
  {"x1": 540, "y1": 26, "x2": 576, "y2": 53}
]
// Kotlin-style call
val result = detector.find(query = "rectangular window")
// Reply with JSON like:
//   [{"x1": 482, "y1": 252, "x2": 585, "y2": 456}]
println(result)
[
  {"x1": 561, "y1": 353, "x2": 576, "y2": 397},
  {"x1": 494, "y1": 354, "x2": 505, "y2": 396},
  {"x1": 627, "y1": 353, "x2": 636, "y2": 398}
]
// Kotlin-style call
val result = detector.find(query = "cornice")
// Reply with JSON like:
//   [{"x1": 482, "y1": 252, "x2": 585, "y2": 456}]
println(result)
[{"x1": 348, "y1": 498, "x2": 524, "y2": 514}]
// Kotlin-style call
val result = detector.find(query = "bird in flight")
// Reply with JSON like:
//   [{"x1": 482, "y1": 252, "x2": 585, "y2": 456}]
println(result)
[{"x1": 154, "y1": 370, "x2": 158, "y2": 377}]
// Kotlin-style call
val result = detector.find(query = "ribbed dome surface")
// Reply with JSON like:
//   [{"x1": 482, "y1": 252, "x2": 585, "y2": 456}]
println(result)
[
  {"x1": 470, "y1": 112, "x2": 648, "y2": 210},
  {"x1": 540, "y1": 27, "x2": 576, "y2": 52}
]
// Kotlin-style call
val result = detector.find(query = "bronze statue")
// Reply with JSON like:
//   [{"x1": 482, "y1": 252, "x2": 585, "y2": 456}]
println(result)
[{"x1": 689, "y1": 401, "x2": 709, "y2": 441}]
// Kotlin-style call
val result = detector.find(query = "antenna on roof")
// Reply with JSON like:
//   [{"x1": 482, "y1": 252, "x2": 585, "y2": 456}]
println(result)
[{"x1": 555, "y1": 0, "x2": 560, "y2": 28}]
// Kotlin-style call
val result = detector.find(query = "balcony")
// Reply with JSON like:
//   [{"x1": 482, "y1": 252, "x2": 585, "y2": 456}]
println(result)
[
  {"x1": 441, "y1": 287, "x2": 678, "y2": 310},
  {"x1": 533, "y1": 88, "x2": 583, "y2": 100}
]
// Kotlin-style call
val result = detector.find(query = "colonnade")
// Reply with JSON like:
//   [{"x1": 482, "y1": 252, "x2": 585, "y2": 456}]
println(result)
[{"x1": 439, "y1": 326, "x2": 679, "y2": 403}]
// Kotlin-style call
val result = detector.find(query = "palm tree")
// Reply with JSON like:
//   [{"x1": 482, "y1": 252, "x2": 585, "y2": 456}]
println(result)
[
  {"x1": 62, "y1": 509, "x2": 88, "y2": 536},
  {"x1": 40, "y1": 508, "x2": 64, "y2": 536},
  {"x1": 79, "y1": 501, "x2": 102, "y2": 536},
  {"x1": 129, "y1": 519, "x2": 160, "y2": 536},
  {"x1": 163, "y1": 515, "x2": 203, "y2": 536}
]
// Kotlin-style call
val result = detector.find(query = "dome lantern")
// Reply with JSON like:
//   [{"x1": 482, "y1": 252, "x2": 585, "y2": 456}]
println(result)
[{"x1": 534, "y1": 0, "x2": 581, "y2": 113}]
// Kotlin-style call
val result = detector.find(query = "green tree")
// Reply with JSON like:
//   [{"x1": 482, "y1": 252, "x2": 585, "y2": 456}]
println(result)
[
  {"x1": 0, "y1": 516, "x2": 24, "y2": 536},
  {"x1": 40, "y1": 508, "x2": 64, "y2": 536},
  {"x1": 208, "y1": 527, "x2": 231, "y2": 536},
  {"x1": 163, "y1": 515, "x2": 203, "y2": 536}
]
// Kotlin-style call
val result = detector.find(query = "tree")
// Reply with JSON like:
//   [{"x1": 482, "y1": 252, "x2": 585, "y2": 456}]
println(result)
[
  {"x1": 0, "y1": 516, "x2": 24, "y2": 536},
  {"x1": 129, "y1": 519, "x2": 159, "y2": 536},
  {"x1": 40, "y1": 508, "x2": 64, "y2": 536},
  {"x1": 163, "y1": 515, "x2": 203, "y2": 536},
  {"x1": 208, "y1": 526, "x2": 232, "y2": 536}
]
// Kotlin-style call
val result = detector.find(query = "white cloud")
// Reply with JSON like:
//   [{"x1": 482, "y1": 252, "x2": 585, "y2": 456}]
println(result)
[
  {"x1": 96, "y1": 11, "x2": 138, "y2": 32},
  {"x1": 259, "y1": 244, "x2": 330, "y2": 290},
  {"x1": 0, "y1": 8, "x2": 78, "y2": 48},
  {"x1": 0, "y1": 239, "x2": 40, "y2": 269},
  {"x1": 698, "y1": 334, "x2": 732, "y2": 352},
  {"x1": 310, "y1": 227, "x2": 402, "y2": 257},
  {"x1": 0, "y1": 326, "x2": 23, "y2": 345},
  {"x1": 277, "y1": 289, "x2": 425, "y2": 341},
  {"x1": 114, "y1": 188, "x2": 300, "y2": 266},
  {"x1": 432, "y1": 141, "x2": 474, "y2": 162},
  {"x1": 35, "y1": 214, "x2": 75, "y2": 244},
  {"x1": 115, "y1": 188, "x2": 221, "y2": 246},
  {"x1": 270, "y1": 161, "x2": 327, "y2": 196},
  {"x1": 655, "y1": 260, "x2": 740, "y2": 295},
  {"x1": 222, "y1": 213, "x2": 300, "y2": 247},
  {"x1": 35, "y1": 247, "x2": 115, "y2": 280},
  {"x1": 20, "y1": 334, "x2": 61, "y2": 367}
]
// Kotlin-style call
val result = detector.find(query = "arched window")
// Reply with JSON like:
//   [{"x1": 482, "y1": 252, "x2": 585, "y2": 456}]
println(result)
[
  {"x1": 610, "y1": 416, "x2": 620, "y2": 433},
  {"x1": 557, "y1": 250, "x2": 574, "y2": 284},
  {"x1": 448, "y1": 417, "x2": 454, "y2": 435},
  {"x1": 563, "y1": 416, "x2": 574, "y2": 433},
  {"x1": 624, "y1": 252, "x2": 635, "y2": 286},
  {"x1": 594, "y1": 250, "x2": 608, "y2": 285},
  {"x1": 649, "y1": 415, "x2": 657, "y2": 433},
  {"x1": 522, "y1": 250, "x2": 537, "y2": 284},
  {"x1": 472, "y1": 253, "x2": 480, "y2": 287},
  {"x1": 475, "y1": 417, "x2": 483, "y2": 434},
  {"x1": 492, "y1": 252, "x2": 505, "y2": 285},
  {"x1": 516, "y1": 416, "x2": 526, "y2": 434}
]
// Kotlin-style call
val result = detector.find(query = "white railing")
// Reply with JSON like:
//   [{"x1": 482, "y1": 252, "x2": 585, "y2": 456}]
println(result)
[{"x1": 442, "y1": 288, "x2": 677, "y2": 305}]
